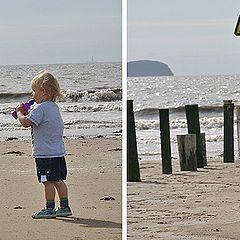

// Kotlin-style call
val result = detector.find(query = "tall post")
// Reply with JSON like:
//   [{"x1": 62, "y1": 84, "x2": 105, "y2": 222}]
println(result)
[
  {"x1": 201, "y1": 133, "x2": 207, "y2": 166},
  {"x1": 185, "y1": 104, "x2": 204, "y2": 168},
  {"x1": 223, "y1": 100, "x2": 234, "y2": 163},
  {"x1": 127, "y1": 100, "x2": 141, "y2": 182},
  {"x1": 237, "y1": 106, "x2": 240, "y2": 158},
  {"x1": 159, "y1": 109, "x2": 172, "y2": 174}
]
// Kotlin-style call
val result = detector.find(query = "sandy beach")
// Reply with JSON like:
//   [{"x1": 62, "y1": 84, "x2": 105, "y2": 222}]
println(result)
[
  {"x1": 0, "y1": 137, "x2": 122, "y2": 240},
  {"x1": 128, "y1": 157, "x2": 240, "y2": 240}
]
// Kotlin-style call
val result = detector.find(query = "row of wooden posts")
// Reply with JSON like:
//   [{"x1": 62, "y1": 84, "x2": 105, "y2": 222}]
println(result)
[{"x1": 127, "y1": 99, "x2": 235, "y2": 182}]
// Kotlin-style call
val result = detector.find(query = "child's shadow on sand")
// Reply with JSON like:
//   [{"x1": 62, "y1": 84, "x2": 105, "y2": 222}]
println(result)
[{"x1": 56, "y1": 216, "x2": 121, "y2": 229}]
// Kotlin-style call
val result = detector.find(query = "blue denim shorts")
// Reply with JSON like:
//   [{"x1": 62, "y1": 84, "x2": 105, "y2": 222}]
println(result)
[{"x1": 35, "y1": 157, "x2": 67, "y2": 183}]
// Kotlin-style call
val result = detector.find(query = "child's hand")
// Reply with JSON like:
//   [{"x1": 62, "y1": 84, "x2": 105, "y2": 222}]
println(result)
[
  {"x1": 16, "y1": 104, "x2": 28, "y2": 116},
  {"x1": 15, "y1": 104, "x2": 32, "y2": 128}
]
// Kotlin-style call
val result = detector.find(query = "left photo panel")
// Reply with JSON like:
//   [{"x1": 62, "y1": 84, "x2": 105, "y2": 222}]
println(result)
[{"x1": 0, "y1": 1, "x2": 122, "y2": 239}]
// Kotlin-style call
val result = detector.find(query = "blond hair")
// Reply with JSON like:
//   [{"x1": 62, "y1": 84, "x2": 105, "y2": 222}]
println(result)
[{"x1": 31, "y1": 70, "x2": 63, "y2": 102}]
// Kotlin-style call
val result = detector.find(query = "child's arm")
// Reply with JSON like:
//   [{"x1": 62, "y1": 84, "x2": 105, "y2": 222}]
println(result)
[{"x1": 16, "y1": 105, "x2": 32, "y2": 128}]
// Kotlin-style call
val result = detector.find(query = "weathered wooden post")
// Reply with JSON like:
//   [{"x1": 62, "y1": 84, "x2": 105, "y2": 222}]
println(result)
[
  {"x1": 127, "y1": 100, "x2": 141, "y2": 182},
  {"x1": 177, "y1": 134, "x2": 197, "y2": 171},
  {"x1": 159, "y1": 109, "x2": 172, "y2": 174},
  {"x1": 223, "y1": 100, "x2": 234, "y2": 163},
  {"x1": 185, "y1": 104, "x2": 204, "y2": 168},
  {"x1": 201, "y1": 133, "x2": 207, "y2": 166},
  {"x1": 237, "y1": 106, "x2": 240, "y2": 158}
]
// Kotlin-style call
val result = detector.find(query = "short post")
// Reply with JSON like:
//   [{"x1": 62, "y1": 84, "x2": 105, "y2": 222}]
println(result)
[
  {"x1": 159, "y1": 109, "x2": 172, "y2": 174},
  {"x1": 127, "y1": 100, "x2": 141, "y2": 182},
  {"x1": 237, "y1": 106, "x2": 240, "y2": 158},
  {"x1": 185, "y1": 104, "x2": 204, "y2": 168},
  {"x1": 223, "y1": 100, "x2": 234, "y2": 163},
  {"x1": 201, "y1": 133, "x2": 207, "y2": 166},
  {"x1": 177, "y1": 134, "x2": 197, "y2": 171}
]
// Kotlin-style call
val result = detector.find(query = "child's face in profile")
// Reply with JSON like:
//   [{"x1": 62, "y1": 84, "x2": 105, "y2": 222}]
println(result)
[{"x1": 32, "y1": 86, "x2": 44, "y2": 104}]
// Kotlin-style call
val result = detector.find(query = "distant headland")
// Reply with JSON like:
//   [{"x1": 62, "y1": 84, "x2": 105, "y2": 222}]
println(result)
[{"x1": 127, "y1": 60, "x2": 174, "y2": 77}]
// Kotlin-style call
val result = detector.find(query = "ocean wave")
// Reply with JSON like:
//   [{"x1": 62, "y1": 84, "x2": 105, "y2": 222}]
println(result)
[
  {"x1": 0, "y1": 87, "x2": 122, "y2": 103},
  {"x1": 0, "y1": 119, "x2": 121, "y2": 132},
  {"x1": 0, "y1": 102, "x2": 121, "y2": 115},
  {"x1": 135, "y1": 116, "x2": 224, "y2": 130},
  {"x1": 64, "y1": 88, "x2": 122, "y2": 102},
  {"x1": 61, "y1": 103, "x2": 121, "y2": 112},
  {"x1": 0, "y1": 92, "x2": 32, "y2": 102},
  {"x1": 206, "y1": 135, "x2": 224, "y2": 142},
  {"x1": 137, "y1": 134, "x2": 224, "y2": 146},
  {"x1": 64, "y1": 119, "x2": 121, "y2": 129},
  {"x1": 0, "y1": 106, "x2": 14, "y2": 115},
  {"x1": 135, "y1": 105, "x2": 224, "y2": 117}
]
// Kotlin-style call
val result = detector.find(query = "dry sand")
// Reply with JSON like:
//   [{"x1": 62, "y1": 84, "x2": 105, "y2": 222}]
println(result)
[
  {"x1": 128, "y1": 157, "x2": 240, "y2": 240},
  {"x1": 0, "y1": 137, "x2": 122, "y2": 240}
]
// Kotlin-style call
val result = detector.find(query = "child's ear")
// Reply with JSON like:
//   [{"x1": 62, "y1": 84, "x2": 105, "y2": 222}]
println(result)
[{"x1": 42, "y1": 88, "x2": 47, "y2": 96}]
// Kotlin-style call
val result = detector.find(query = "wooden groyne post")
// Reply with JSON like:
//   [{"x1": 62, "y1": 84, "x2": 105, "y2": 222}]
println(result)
[
  {"x1": 237, "y1": 106, "x2": 240, "y2": 158},
  {"x1": 201, "y1": 133, "x2": 207, "y2": 166},
  {"x1": 127, "y1": 100, "x2": 141, "y2": 182},
  {"x1": 159, "y1": 109, "x2": 172, "y2": 174},
  {"x1": 223, "y1": 100, "x2": 234, "y2": 163},
  {"x1": 177, "y1": 134, "x2": 197, "y2": 171},
  {"x1": 185, "y1": 104, "x2": 204, "y2": 168}
]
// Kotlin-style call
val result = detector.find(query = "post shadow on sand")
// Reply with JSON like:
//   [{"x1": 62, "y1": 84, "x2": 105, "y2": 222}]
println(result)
[{"x1": 56, "y1": 216, "x2": 122, "y2": 229}]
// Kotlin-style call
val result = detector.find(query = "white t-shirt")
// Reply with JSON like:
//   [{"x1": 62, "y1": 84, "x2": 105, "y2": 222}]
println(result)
[{"x1": 26, "y1": 101, "x2": 66, "y2": 158}]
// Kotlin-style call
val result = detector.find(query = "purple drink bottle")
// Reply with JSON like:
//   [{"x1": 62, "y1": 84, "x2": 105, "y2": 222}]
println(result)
[{"x1": 11, "y1": 99, "x2": 35, "y2": 119}]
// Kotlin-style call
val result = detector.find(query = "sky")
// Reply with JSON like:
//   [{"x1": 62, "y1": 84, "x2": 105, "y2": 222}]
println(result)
[
  {"x1": 0, "y1": 0, "x2": 121, "y2": 65},
  {"x1": 128, "y1": 0, "x2": 240, "y2": 76}
]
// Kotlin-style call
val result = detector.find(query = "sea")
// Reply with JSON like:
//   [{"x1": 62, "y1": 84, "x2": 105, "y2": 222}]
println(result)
[
  {"x1": 127, "y1": 75, "x2": 240, "y2": 161},
  {"x1": 0, "y1": 62, "x2": 122, "y2": 140}
]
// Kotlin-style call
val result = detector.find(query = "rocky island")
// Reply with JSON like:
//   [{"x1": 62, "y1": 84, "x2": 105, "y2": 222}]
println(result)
[{"x1": 127, "y1": 60, "x2": 174, "y2": 77}]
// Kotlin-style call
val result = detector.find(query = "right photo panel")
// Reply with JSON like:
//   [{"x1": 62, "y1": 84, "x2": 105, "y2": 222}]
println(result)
[{"x1": 127, "y1": 1, "x2": 240, "y2": 239}]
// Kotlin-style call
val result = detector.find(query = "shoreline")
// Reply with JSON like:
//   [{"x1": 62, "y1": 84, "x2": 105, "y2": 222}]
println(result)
[
  {"x1": 0, "y1": 137, "x2": 122, "y2": 240},
  {"x1": 0, "y1": 128, "x2": 122, "y2": 142}
]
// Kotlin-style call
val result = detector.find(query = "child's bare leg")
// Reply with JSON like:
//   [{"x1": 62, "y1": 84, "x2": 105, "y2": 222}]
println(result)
[
  {"x1": 43, "y1": 181, "x2": 56, "y2": 209},
  {"x1": 54, "y1": 180, "x2": 70, "y2": 209},
  {"x1": 54, "y1": 180, "x2": 68, "y2": 198}
]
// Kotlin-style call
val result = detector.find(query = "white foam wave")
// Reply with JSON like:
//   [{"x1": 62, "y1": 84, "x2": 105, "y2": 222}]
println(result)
[
  {"x1": 64, "y1": 119, "x2": 121, "y2": 129},
  {"x1": 140, "y1": 151, "x2": 160, "y2": 156},
  {"x1": 135, "y1": 117, "x2": 224, "y2": 130},
  {"x1": 206, "y1": 135, "x2": 224, "y2": 142},
  {"x1": 0, "y1": 102, "x2": 121, "y2": 116},
  {"x1": 61, "y1": 103, "x2": 121, "y2": 113},
  {"x1": 65, "y1": 88, "x2": 122, "y2": 102},
  {"x1": 0, "y1": 106, "x2": 13, "y2": 115},
  {"x1": 135, "y1": 120, "x2": 159, "y2": 130},
  {"x1": 200, "y1": 117, "x2": 223, "y2": 129},
  {"x1": 0, "y1": 119, "x2": 121, "y2": 132}
]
